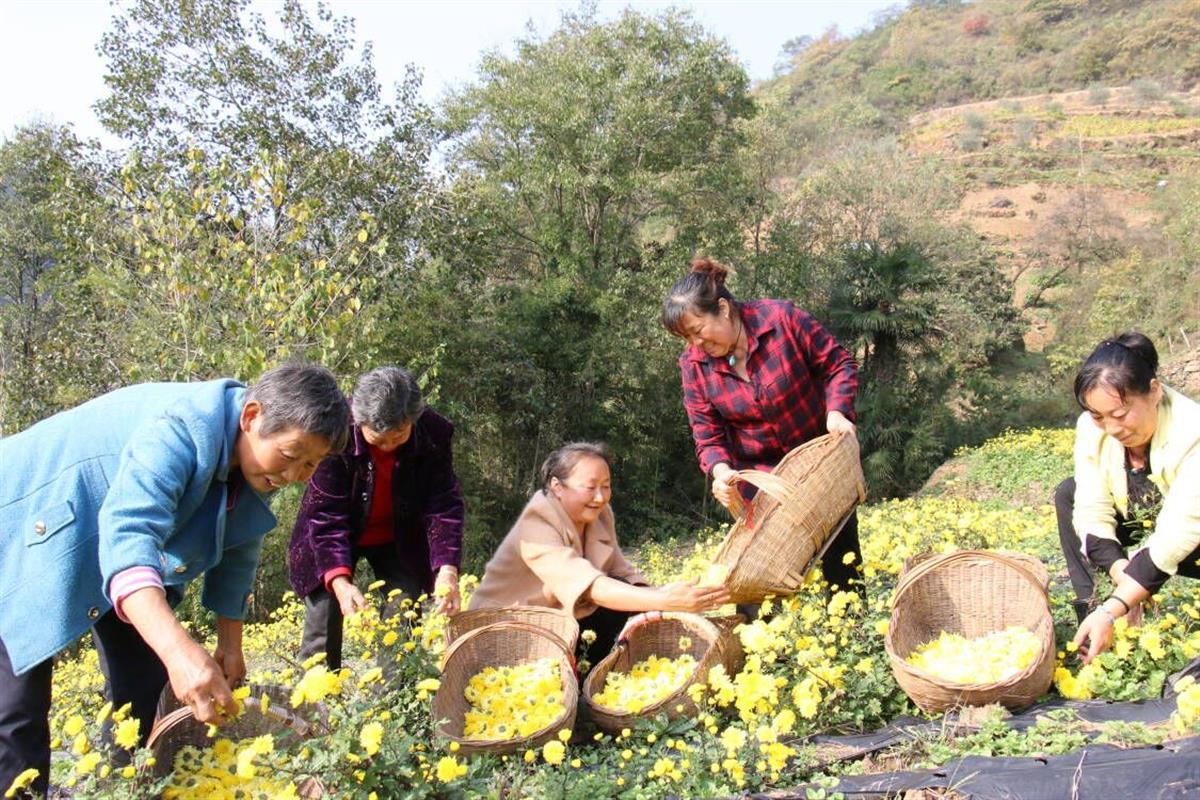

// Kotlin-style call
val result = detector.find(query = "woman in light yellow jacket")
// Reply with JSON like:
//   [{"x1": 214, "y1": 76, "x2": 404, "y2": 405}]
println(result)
[
  {"x1": 1056, "y1": 333, "x2": 1200, "y2": 663},
  {"x1": 470, "y1": 442, "x2": 729, "y2": 661}
]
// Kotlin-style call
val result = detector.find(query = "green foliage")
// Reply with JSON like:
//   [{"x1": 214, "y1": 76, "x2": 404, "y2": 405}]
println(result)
[
  {"x1": 923, "y1": 709, "x2": 1091, "y2": 763},
  {"x1": 762, "y1": 0, "x2": 1198, "y2": 143},
  {"x1": 0, "y1": 125, "x2": 114, "y2": 433},
  {"x1": 1131, "y1": 77, "x2": 1166, "y2": 105},
  {"x1": 954, "y1": 428, "x2": 1074, "y2": 504},
  {"x1": 407, "y1": 7, "x2": 760, "y2": 553},
  {"x1": 748, "y1": 142, "x2": 1022, "y2": 496}
]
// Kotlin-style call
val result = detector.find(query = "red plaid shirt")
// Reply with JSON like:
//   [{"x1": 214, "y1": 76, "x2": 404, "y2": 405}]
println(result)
[{"x1": 678, "y1": 299, "x2": 858, "y2": 474}]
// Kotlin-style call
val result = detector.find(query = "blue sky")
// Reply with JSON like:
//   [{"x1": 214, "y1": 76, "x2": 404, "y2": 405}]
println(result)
[{"x1": 1, "y1": 0, "x2": 898, "y2": 147}]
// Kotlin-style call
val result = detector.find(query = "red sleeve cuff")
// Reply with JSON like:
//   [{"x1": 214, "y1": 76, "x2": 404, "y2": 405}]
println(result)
[{"x1": 322, "y1": 567, "x2": 353, "y2": 592}]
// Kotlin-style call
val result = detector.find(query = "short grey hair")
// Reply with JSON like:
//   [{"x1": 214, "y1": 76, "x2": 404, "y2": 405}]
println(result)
[
  {"x1": 246, "y1": 362, "x2": 349, "y2": 451},
  {"x1": 540, "y1": 441, "x2": 613, "y2": 492},
  {"x1": 351, "y1": 366, "x2": 425, "y2": 432}
]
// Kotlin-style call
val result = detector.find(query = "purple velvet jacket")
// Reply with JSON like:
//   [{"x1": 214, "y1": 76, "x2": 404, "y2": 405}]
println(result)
[{"x1": 287, "y1": 408, "x2": 465, "y2": 598}]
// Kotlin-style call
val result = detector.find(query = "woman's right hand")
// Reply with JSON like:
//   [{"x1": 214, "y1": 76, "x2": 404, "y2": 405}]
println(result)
[
  {"x1": 1072, "y1": 609, "x2": 1116, "y2": 664},
  {"x1": 659, "y1": 579, "x2": 731, "y2": 612},
  {"x1": 165, "y1": 640, "x2": 235, "y2": 725},
  {"x1": 331, "y1": 576, "x2": 368, "y2": 617},
  {"x1": 710, "y1": 463, "x2": 740, "y2": 511}
]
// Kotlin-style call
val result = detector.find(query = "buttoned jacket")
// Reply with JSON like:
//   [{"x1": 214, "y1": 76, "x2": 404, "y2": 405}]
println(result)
[
  {"x1": 0, "y1": 380, "x2": 275, "y2": 675},
  {"x1": 287, "y1": 408, "x2": 464, "y2": 598},
  {"x1": 468, "y1": 490, "x2": 647, "y2": 618}
]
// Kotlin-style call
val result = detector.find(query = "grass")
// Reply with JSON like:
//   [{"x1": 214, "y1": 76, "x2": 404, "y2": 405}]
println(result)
[{"x1": 1058, "y1": 114, "x2": 1200, "y2": 139}]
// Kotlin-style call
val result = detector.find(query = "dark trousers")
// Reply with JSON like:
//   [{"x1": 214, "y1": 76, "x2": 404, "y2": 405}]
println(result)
[
  {"x1": 0, "y1": 609, "x2": 168, "y2": 798},
  {"x1": 577, "y1": 606, "x2": 631, "y2": 666},
  {"x1": 1056, "y1": 477, "x2": 1200, "y2": 612},
  {"x1": 820, "y1": 509, "x2": 862, "y2": 593},
  {"x1": 299, "y1": 545, "x2": 425, "y2": 670}
]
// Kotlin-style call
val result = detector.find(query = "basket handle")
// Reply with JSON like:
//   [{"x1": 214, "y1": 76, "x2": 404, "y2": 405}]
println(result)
[
  {"x1": 731, "y1": 469, "x2": 801, "y2": 508},
  {"x1": 892, "y1": 550, "x2": 1049, "y2": 608},
  {"x1": 442, "y1": 619, "x2": 577, "y2": 672},
  {"x1": 145, "y1": 692, "x2": 315, "y2": 752},
  {"x1": 614, "y1": 611, "x2": 722, "y2": 648}
]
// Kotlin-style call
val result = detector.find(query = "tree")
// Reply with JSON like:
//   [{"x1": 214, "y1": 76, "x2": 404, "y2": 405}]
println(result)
[
  {"x1": 439, "y1": 6, "x2": 755, "y2": 279},
  {"x1": 398, "y1": 8, "x2": 759, "y2": 548},
  {"x1": 751, "y1": 142, "x2": 1021, "y2": 496},
  {"x1": 96, "y1": 0, "x2": 435, "y2": 272},
  {"x1": 0, "y1": 125, "x2": 106, "y2": 432}
]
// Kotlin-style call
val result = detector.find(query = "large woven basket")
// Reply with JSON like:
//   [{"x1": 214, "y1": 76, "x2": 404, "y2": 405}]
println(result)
[
  {"x1": 146, "y1": 683, "x2": 322, "y2": 796},
  {"x1": 707, "y1": 613, "x2": 747, "y2": 676},
  {"x1": 447, "y1": 606, "x2": 580, "y2": 653},
  {"x1": 433, "y1": 620, "x2": 578, "y2": 755},
  {"x1": 714, "y1": 433, "x2": 866, "y2": 603},
  {"x1": 884, "y1": 550, "x2": 1056, "y2": 713},
  {"x1": 582, "y1": 612, "x2": 728, "y2": 734}
]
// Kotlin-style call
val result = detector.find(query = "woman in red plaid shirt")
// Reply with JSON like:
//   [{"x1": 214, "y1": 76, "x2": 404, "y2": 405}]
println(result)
[{"x1": 662, "y1": 257, "x2": 863, "y2": 591}]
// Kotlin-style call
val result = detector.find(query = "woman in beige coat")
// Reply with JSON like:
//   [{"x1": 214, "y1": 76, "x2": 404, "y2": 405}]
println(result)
[{"x1": 470, "y1": 442, "x2": 730, "y2": 661}]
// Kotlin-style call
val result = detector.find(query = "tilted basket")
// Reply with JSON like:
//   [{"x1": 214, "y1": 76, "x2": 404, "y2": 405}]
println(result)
[
  {"x1": 432, "y1": 620, "x2": 578, "y2": 755},
  {"x1": 582, "y1": 612, "x2": 731, "y2": 734},
  {"x1": 884, "y1": 550, "x2": 1056, "y2": 713},
  {"x1": 447, "y1": 606, "x2": 580, "y2": 653},
  {"x1": 714, "y1": 433, "x2": 866, "y2": 603},
  {"x1": 146, "y1": 683, "x2": 323, "y2": 796}
]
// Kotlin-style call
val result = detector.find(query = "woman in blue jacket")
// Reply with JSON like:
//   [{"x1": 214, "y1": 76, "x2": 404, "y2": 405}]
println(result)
[{"x1": 0, "y1": 363, "x2": 348, "y2": 797}]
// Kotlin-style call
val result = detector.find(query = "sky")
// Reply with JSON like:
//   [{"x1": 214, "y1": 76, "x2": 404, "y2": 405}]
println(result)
[{"x1": 0, "y1": 0, "x2": 900, "y2": 148}]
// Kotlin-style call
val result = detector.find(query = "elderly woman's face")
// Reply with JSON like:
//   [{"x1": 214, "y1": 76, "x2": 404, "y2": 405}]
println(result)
[
  {"x1": 551, "y1": 455, "x2": 612, "y2": 530},
  {"x1": 679, "y1": 300, "x2": 738, "y2": 359},
  {"x1": 1082, "y1": 380, "x2": 1161, "y2": 451},
  {"x1": 235, "y1": 401, "x2": 332, "y2": 493},
  {"x1": 362, "y1": 422, "x2": 413, "y2": 453}
]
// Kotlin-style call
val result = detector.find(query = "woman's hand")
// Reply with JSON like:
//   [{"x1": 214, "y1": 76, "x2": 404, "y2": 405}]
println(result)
[
  {"x1": 826, "y1": 411, "x2": 857, "y2": 439},
  {"x1": 1073, "y1": 609, "x2": 1116, "y2": 664},
  {"x1": 434, "y1": 565, "x2": 462, "y2": 616},
  {"x1": 212, "y1": 645, "x2": 247, "y2": 688},
  {"x1": 710, "y1": 463, "x2": 741, "y2": 511},
  {"x1": 658, "y1": 578, "x2": 731, "y2": 612},
  {"x1": 165, "y1": 639, "x2": 236, "y2": 724},
  {"x1": 330, "y1": 575, "x2": 368, "y2": 617},
  {"x1": 121, "y1": 587, "x2": 234, "y2": 724},
  {"x1": 214, "y1": 616, "x2": 246, "y2": 687}
]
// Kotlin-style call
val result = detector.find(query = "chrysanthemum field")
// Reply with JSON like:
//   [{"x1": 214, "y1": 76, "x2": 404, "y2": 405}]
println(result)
[{"x1": 23, "y1": 428, "x2": 1200, "y2": 799}]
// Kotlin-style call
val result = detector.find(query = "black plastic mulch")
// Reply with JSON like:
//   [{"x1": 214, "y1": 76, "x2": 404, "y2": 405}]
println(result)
[{"x1": 761, "y1": 735, "x2": 1200, "y2": 799}]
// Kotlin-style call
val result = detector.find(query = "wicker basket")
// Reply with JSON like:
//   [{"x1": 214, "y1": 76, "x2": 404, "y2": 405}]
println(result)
[
  {"x1": 714, "y1": 433, "x2": 866, "y2": 603},
  {"x1": 447, "y1": 606, "x2": 580, "y2": 653},
  {"x1": 582, "y1": 612, "x2": 726, "y2": 734},
  {"x1": 707, "y1": 613, "x2": 746, "y2": 676},
  {"x1": 146, "y1": 683, "x2": 323, "y2": 796},
  {"x1": 433, "y1": 620, "x2": 578, "y2": 755},
  {"x1": 884, "y1": 550, "x2": 1056, "y2": 713}
]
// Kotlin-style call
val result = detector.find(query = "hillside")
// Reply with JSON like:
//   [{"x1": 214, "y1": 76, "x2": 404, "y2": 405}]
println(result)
[{"x1": 762, "y1": 0, "x2": 1200, "y2": 366}]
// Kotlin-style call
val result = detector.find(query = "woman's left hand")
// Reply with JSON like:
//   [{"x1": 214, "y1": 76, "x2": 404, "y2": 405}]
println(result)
[
  {"x1": 212, "y1": 644, "x2": 247, "y2": 688},
  {"x1": 1073, "y1": 609, "x2": 1115, "y2": 664},
  {"x1": 434, "y1": 566, "x2": 462, "y2": 616},
  {"x1": 826, "y1": 411, "x2": 857, "y2": 439}
]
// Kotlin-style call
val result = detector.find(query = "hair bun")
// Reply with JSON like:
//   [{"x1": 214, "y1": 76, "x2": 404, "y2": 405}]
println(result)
[
  {"x1": 689, "y1": 256, "x2": 729, "y2": 288},
  {"x1": 1115, "y1": 331, "x2": 1159, "y2": 375}
]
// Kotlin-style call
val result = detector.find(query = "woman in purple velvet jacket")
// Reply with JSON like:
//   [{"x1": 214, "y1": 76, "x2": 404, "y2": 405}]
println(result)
[{"x1": 287, "y1": 366, "x2": 465, "y2": 668}]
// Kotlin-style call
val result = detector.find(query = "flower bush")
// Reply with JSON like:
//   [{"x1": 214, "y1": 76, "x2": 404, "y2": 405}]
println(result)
[{"x1": 16, "y1": 428, "x2": 1200, "y2": 798}]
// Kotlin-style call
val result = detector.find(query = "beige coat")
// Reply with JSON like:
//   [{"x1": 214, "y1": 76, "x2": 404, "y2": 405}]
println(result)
[{"x1": 468, "y1": 490, "x2": 648, "y2": 618}]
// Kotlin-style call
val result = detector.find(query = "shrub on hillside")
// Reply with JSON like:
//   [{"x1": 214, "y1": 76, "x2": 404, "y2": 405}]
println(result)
[
  {"x1": 1132, "y1": 77, "x2": 1165, "y2": 105},
  {"x1": 1087, "y1": 84, "x2": 1110, "y2": 106},
  {"x1": 1013, "y1": 116, "x2": 1036, "y2": 148},
  {"x1": 962, "y1": 14, "x2": 989, "y2": 37}
]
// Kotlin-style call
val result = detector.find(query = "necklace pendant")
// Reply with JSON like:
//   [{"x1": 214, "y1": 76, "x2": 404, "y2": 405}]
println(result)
[{"x1": 727, "y1": 353, "x2": 737, "y2": 367}]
